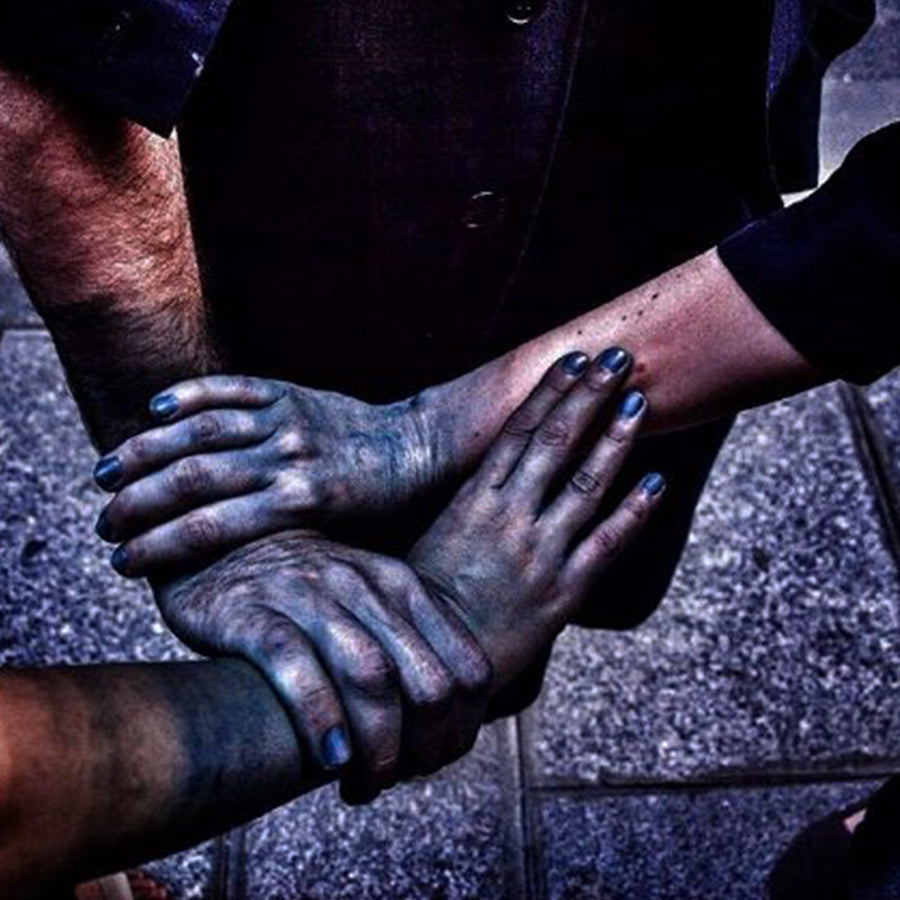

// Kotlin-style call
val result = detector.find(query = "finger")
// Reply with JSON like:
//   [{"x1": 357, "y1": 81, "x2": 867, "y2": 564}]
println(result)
[
  {"x1": 504, "y1": 349, "x2": 633, "y2": 507},
  {"x1": 560, "y1": 473, "x2": 666, "y2": 605},
  {"x1": 312, "y1": 613, "x2": 403, "y2": 804},
  {"x1": 147, "y1": 375, "x2": 283, "y2": 422},
  {"x1": 97, "y1": 443, "x2": 278, "y2": 543},
  {"x1": 346, "y1": 562, "x2": 463, "y2": 778},
  {"x1": 474, "y1": 351, "x2": 590, "y2": 489},
  {"x1": 394, "y1": 578, "x2": 493, "y2": 769},
  {"x1": 95, "y1": 406, "x2": 280, "y2": 491},
  {"x1": 539, "y1": 387, "x2": 648, "y2": 537},
  {"x1": 110, "y1": 491, "x2": 290, "y2": 577},
  {"x1": 238, "y1": 606, "x2": 353, "y2": 773}
]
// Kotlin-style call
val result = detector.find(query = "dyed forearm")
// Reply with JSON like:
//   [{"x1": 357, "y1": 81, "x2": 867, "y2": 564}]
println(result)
[
  {"x1": 0, "y1": 67, "x2": 219, "y2": 451},
  {"x1": 422, "y1": 248, "x2": 825, "y2": 478},
  {"x1": 0, "y1": 659, "x2": 319, "y2": 897}
]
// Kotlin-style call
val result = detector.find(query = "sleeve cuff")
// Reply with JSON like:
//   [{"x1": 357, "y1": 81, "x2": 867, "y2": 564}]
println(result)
[
  {"x1": 718, "y1": 123, "x2": 900, "y2": 385},
  {"x1": 0, "y1": 0, "x2": 234, "y2": 135}
]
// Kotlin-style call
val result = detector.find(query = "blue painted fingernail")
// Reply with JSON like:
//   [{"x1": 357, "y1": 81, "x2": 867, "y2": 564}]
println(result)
[
  {"x1": 562, "y1": 352, "x2": 590, "y2": 376},
  {"x1": 640, "y1": 472, "x2": 666, "y2": 496},
  {"x1": 619, "y1": 391, "x2": 646, "y2": 418},
  {"x1": 149, "y1": 393, "x2": 178, "y2": 420},
  {"x1": 597, "y1": 347, "x2": 630, "y2": 374},
  {"x1": 94, "y1": 456, "x2": 123, "y2": 490},
  {"x1": 322, "y1": 725, "x2": 352, "y2": 769},
  {"x1": 95, "y1": 510, "x2": 113, "y2": 542},
  {"x1": 111, "y1": 546, "x2": 129, "y2": 575}
]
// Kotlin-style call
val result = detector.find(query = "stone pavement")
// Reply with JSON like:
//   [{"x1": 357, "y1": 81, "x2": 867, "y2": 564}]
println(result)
[{"x1": 3, "y1": 7, "x2": 900, "y2": 899}]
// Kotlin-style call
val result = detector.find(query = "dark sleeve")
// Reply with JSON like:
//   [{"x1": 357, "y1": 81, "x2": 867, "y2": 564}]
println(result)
[
  {"x1": 0, "y1": 0, "x2": 234, "y2": 136},
  {"x1": 718, "y1": 121, "x2": 900, "y2": 385}
]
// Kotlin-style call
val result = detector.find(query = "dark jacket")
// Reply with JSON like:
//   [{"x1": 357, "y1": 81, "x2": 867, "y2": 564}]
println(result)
[{"x1": 0, "y1": 0, "x2": 892, "y2": 387}]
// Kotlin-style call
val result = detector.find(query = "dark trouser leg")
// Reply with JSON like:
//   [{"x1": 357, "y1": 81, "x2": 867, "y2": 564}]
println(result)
[{"x1": 487, "y1": 416, "x2": 734, "y2": 719}]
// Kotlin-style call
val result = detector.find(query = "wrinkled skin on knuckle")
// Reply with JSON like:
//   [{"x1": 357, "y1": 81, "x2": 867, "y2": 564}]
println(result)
[
  {"x1": 592, "y1": 523, "x2": 624, "y2": 559},
  {"x1": 503, "y1": 408, "x2": 542, "y2": 439},
  {"x1": 181, "y1": 509, "x2": 222, "y2": 552},
  {"x1": 126, "y1": 433, "x2": 152, "y2": 466},
  {"x1": 408, "y1": 664, "x2": 455, "y2": 718},
  {"x1": 171, "y1": 456, "x2": 213, "y2": 498},
  {"x1": 190, "y1": 412, "x2": 224, "y2": 444},
  {"x1": 570, "y1": 467, "x2": 603, "y2": 496},
  {"x1": 346, "y1": 639, "x2": 398, "y2": 700},
  {"x1": 535, "y1": 417, "x2": 571, "y2": 448}
]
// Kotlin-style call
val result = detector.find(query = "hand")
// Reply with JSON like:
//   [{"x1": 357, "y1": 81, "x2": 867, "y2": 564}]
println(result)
[
  {"x1": 152, "y1": 532, "x2": 492, "y2": 804},
  {"x1": 93, "y1": 376, "x2": 438, "y2": 576},
  {"x1": 408, "y1": 350, "x2": 665, "y2": 689}
]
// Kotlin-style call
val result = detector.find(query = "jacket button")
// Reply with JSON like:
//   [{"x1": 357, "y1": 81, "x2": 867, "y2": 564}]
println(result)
[
  {"x1": 504, "y1": 0, "x2": 541, "y2": 25},
  {"x1": 461, "y1": 191, "x2": 506, "y2": 231}
]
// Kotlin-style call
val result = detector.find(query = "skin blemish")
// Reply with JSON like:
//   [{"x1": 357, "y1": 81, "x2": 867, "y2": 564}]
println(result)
[
  {"x1": 620, "y1": 315, "x2": 628, "y2": 322},
  {"x1": 651, "y1": 292, "x2": 659, "y2": 300}
]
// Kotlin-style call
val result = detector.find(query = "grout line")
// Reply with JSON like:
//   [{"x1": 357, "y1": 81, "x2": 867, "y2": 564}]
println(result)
[
  {"x1": 514, "y1": 711, "x2": 546, "y2": 900},
  {"x1": 838, "y1": 383, "x2": 900, "y2": 577},
  {"x1": 212, "y1": 827, "x2": 247, "y2": 900},
  {"x1": 527, "y1": 768, "x2": 895, "y2": 798}
]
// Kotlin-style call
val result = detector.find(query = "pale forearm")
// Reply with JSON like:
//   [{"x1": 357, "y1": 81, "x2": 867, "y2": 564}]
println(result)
[
  {"x1": 0, "y1": 68, "x2": 219, "y2": 451},
  {"x1": 0, "y1": 660, "x2": 317, "y2": 897},
  {"x1": 424, "y1": 248, "x2": 824, "y2": 476}
]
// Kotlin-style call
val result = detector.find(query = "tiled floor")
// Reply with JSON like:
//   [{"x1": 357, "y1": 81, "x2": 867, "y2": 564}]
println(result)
[{"x1": 3, "y1": 5, "x2": 900, "y2": 898}]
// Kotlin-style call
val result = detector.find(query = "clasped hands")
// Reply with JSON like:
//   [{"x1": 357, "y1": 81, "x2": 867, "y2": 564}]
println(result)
[{"x1": 92, "y1": 349, "x2": 664, "y2": 802}]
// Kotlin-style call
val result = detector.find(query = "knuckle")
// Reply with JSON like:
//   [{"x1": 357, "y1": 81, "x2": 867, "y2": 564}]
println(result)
[
  {"x1": 190, "y1": 412, "x2": 224, "y2": 445},
  {"x1": 410, "y1": 668, "x2": 454, "y2": 716},
  {"x1": 127, "y1": 435, "x2": 151, "y2": 465},
  {"x1": 276, "y1": 427, "x2": 306, "y2": 458},
  {"x1": 535, "y1": 418, "x2": 571, "y2": 447},
  {"x1": 622, "y1": 494, "x2": 650, "y2": 526},
  {"x1": 171, "y1": 457, "x2": 213, "y2": 497},
  {"x1": 348, "y1": 643, "x2": 397, "y2": 698},
  {"x1": 503, "y1": 410, "x2": 541, "y2": 439},
  {"x1": 604, "y1": 421, "x2": 633, "y2": 446},
  {"x1": 275, "y1": 472, "x2": 323, "y2": 513},
  {"x1": 570, "y1": 467, "x2": 603, "y2": 495},
  {"x1": 180, "y1": 510, "x2": 221, "y2": 551},
  {"x1": 455, "y1": 644, "x2": 494, "y2": 695},
  {"x1": 591, "y1": 524, "x2": 624, "y2": 558}
]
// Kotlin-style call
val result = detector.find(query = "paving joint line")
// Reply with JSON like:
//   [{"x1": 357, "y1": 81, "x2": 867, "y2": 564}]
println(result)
[{"x1": 838, "y1": 382, "x2": 900, "y2": 579}]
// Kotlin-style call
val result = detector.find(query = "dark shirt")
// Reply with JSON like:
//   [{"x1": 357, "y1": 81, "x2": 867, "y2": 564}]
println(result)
[{"x1": 0, "y1": 0, "x2": 892, "y2": 388}]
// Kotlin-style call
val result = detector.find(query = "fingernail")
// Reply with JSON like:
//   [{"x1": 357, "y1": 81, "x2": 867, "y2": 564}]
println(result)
[
  {"x1": 95, "y1": 510, "x2": 113, "y2": 542},
  {"x1": 322, "y1": 725, "x2": 352, "y2": 769},
  {"x1": 111, "y1": 546, "x2": 129, "y2": 576},
  {"x1": 640, "y1": 472, "x2": 666, "y2": 496},
  {"x1": 562, "y1": 352, "x2": 590, "y2": 376},
  {"x1": 597, "y1": 347, "x2": 630, "y2": 374},
  {"x1": 619, "y1": 391, "x2": 646, "y2": 418},
  {"x1": 94, "y1": 456, "x2": 123, "y2": 490},
  {"x1": 150, "y1": 393, "x2": 178, "y2": 420}
]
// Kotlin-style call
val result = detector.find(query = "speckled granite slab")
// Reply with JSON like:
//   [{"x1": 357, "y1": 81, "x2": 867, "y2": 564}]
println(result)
[
  {"x1": 536, "y1": 780, "x2": 880, "y2": 900},
  {"x1": 0, "y1": 243, "x2": 40, "y2": 330}
]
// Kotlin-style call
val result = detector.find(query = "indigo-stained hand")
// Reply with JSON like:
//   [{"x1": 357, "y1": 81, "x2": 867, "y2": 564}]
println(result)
[
  {"x1": 93, "y1": 376, "x2": 437, "y2": 575},
  {"x1": 143, "y1": 351, "x2": 663, "y2": 803},
  {"x1": 152, "y1": 533, "x2": 493, "y2": 805},
  {"x1": 408, "y1": 350, "x2": 665, "y2": 688}
]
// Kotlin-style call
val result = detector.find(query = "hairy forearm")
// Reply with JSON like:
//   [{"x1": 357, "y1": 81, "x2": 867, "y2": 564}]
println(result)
[
  {"x1": 423, "y1": 248, "x2": 825, "y2": 477},
  {"x1": 0, "y1": 659, "x2": 320, "y2": 897},
  {"x1": 0, "y1": 68, "x2": 219, "y2": 451}
]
